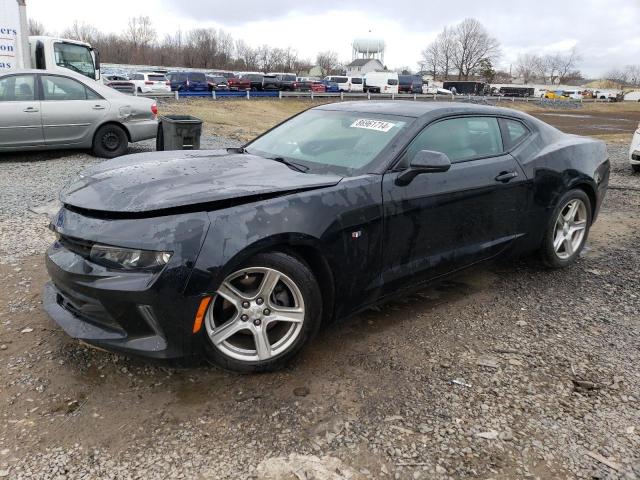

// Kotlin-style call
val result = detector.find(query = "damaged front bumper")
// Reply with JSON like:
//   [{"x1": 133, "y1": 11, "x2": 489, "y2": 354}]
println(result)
[{"x1": 43, "y1": 207, "x2": 211, "y2": 359}]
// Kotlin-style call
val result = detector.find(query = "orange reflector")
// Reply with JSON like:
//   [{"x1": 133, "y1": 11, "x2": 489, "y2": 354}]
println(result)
[{"x1": 192, "y1": 296, "x2": 212, "y2": 334}]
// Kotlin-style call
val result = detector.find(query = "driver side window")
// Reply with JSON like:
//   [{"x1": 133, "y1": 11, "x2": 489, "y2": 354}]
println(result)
[{"x1": 404, "y1": 116, "x2": 503, "y2": 164}]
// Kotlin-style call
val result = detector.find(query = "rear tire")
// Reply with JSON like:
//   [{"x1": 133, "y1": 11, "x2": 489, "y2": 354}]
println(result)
[
  {"x1": 92, "y1": 124, "x2": 128, "y2": 158},
  {"x1": 203, "y1": 252, "x2": 322, "y2": 373},
  {"x1": 540, "y1": 189, "x2": 592, "y2": 268},
  {"x1": 632, "y1": 164, "x2": 640, "y2": 173}
]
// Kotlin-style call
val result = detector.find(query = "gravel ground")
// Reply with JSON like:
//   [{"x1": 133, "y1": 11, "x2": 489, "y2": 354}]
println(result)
[{"x1": 0, "y1": 139, "x2": 638, "y2": 479}]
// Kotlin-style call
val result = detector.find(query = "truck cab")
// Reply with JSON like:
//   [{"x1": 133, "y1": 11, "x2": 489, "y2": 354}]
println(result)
[{"x1": 28, "y1": 36, "x2": 100, "y2": 81}]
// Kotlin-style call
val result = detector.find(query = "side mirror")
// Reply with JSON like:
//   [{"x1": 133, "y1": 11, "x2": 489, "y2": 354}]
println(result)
[{"x1": 395, "y1": 150, "x2": 451, "y2": 186}]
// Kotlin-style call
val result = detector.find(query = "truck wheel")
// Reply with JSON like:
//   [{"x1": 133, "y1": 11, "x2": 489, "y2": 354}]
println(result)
[{"x1": 92, "y1": 124, "x2": 128, "y2": 159}]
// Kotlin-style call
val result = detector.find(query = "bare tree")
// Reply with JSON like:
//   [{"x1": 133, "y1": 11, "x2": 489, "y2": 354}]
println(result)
[
  {"x1": 61, "y1": 20, "x2": 98, "y2": 44},
  {"x1": 514, "y1": 53, "x2": 543, "y2": 84},
  {"x1": 28, "y1": 19, "x2": 46, "y2": 36},
  {"x1": 437, "y1": 26, "x2": 456, "y2": 80},
  {"x1": 557, "y1": 47, "x2": 582, "y2": 84},
  {"x1": 625, "y1": 65, "x2": 640, "y2": 86},
  {"x1": 452, "y1": 18, "x2": 500, "y2": 80},
  {"x1": 420, "y1": 41, "x2": 440, "y2": 80},
  {"x1": 419, "y1": 26, "x2": 456, "y2": 81},
  {"x1": 316, "y1": 51, "x2": 339, "y2": 77},
  {"x1": 122, "y1": 16, "x2": 156, "y2": 63}
]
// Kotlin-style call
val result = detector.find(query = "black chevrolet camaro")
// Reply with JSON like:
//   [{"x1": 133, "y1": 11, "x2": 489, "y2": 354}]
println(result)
[{"x1": 44, "y1": 102, "x2": 610, "y2": 372}]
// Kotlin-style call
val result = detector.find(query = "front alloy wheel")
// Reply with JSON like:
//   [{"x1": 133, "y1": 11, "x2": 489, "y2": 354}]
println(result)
[{"x1": 203, "y1": 252, "x2": 322, "y2": 372}]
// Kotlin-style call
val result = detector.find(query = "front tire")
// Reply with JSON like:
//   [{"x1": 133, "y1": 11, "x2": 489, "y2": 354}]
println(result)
[
  {"x1": 92, "y1": 124, "x2": 128, "y2": 158},
  {"x1": 203, "y1": 252, "x2": 322, "y2": 373},
  {"x1": 540, "y1": 189, "x2": 592, "y2": 268},
  {"x1": 632, "y1": 164, "x2": 640, "y2": 173}
]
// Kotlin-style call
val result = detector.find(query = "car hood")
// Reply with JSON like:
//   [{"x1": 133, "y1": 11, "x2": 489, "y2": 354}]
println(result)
[{"x1": 60, "y1": 150, "x2": 342, "y2": 214}]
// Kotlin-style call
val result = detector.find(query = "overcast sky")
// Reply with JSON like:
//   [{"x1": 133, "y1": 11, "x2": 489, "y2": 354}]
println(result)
[{"x1": 28, "y1": 0, "x2": 640, "y2": 77}]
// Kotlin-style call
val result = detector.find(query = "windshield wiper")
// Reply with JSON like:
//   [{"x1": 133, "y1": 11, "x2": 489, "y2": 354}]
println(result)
[{"x1": 266, "y1": 156, "x2": 309, "y2": 173}]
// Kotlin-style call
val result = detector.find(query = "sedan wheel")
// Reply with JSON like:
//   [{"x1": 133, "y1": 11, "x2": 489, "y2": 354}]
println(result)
[
  {"x1": 203, "y1": 252, "x2": 322, "y2": 372},
  {"x1": 541, "y1": 189, "x2": 592, "y2": 268},
  {"x1": 92, "y1": 124, "x2": 128, "y2": 158}
]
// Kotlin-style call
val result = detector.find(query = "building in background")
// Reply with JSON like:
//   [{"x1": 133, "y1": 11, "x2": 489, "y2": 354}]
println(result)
[{"x1": 346, "y1": 58, "x2": 384, "y2": 77}]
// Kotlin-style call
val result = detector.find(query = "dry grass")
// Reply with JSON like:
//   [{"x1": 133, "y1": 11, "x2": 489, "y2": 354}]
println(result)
[
  {"x1": 158, "y1": 97, "x2": 640, "y2": 143},
  {"x1": 159, "y1": 98, "x2": 335, "y2": 142}
]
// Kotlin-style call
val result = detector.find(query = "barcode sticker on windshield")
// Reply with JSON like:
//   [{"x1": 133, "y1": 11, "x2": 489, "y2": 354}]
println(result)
[{"x1": 350, "y1": 119, "x2": 395, "y2": 132}]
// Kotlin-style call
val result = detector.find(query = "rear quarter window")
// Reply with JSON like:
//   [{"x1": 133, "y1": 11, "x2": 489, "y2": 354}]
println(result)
[{"x1": 501, "y1": 119, "x2": 530, "y2": 149}]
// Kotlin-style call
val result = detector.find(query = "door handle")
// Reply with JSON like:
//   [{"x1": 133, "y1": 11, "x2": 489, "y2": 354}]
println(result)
[
  {"x1": 92, "y1": 105, "x2": 106, "y2": 110},
  {"x1": 495, "y1": 171, "x2": 518, "y2": 182},
  {"x1": 23, "y1": 107, "x2": 39, "y2": 113}
]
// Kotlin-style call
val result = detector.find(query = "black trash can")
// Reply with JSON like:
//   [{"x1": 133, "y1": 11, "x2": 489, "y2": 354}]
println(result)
[{"x1": 156, "y1": 115, "x2": 203, "y2": 151}]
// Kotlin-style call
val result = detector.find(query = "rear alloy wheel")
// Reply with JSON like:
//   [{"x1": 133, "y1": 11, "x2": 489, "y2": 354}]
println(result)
[
  {"x1": 203, "y1": 252, "x2": 322, "y2": 372},
  {"x1": 92, "y1": 124, "x2": 128, "y2": 158},
  {"x1": 541, "y1": 189, "x2": 591, "y2": 268}
]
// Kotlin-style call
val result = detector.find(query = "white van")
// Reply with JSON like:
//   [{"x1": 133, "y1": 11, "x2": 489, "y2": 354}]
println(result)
[
  {"x1": 363, "y1": 72, "x2": 399, "y2": 94},
  {"x1": 349, "y1": 76, "x2": 364, "y2": 92}
]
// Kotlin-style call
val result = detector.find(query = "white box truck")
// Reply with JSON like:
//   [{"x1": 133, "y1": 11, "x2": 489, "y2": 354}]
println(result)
[{"x1": 1, "y1": 0, "x2": 100, "y2": 80}]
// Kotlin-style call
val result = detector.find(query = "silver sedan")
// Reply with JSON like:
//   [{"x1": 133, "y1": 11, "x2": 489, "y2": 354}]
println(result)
[{"x1": 0, "y1": 69, "x2": 158, "y2": 158}]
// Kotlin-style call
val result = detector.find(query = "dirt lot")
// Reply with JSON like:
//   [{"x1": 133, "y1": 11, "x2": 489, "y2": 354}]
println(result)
[{"x1": 0, "y1": 100, "x2": 639, "y2": 479}]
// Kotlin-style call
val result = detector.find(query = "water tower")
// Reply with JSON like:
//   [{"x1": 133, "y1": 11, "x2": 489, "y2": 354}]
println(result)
[{"x1": 352, "y1": 35, "x2": 385, "y2": 64}]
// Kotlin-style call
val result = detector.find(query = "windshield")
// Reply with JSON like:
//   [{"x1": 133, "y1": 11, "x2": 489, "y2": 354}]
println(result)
[
  {"x1": 245, "y1": 110, "x2": 409, "y2": 176},
  {"x1": 53, "y1": 42, "x2": 95, "y2": 79}
]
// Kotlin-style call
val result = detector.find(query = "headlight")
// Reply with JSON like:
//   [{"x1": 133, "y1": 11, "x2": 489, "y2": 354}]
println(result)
[{"x1": 89, "y1": 244, "x2": 172, "y2": 271}]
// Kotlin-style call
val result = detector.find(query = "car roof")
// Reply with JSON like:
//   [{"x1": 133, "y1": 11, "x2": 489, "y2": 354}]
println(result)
[{"x1": 314, "y1": 101, "x2": 532, "y2": 120}]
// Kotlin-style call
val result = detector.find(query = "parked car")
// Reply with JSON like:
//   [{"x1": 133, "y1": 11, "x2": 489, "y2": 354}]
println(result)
[
  {"x1": 593, "y1": 90, "x2": 623, "y2": 102},
  {"x1": 104, "y1": 75, "x2": 135, "y2": 95},
  {"x1": 398, "y1": 75, "x2": 423, "y2": 94},
  {"x1": 206, "y1": 75, "x2": 229, "y2": 92},
  {"x1": 629, "y1": 123, "x2": 640, "y2": 172},
  {"x1": 564, "y1": 90, "x2": 584, "y2": 100},
  {"x1": 425, "y1": 86, "x2": 452, "y2": 95},
  {"x1": 227, "y1": 75, "x2": 251, "y2": 91},
  {"x1": 270, "y1": 73, "x2": 297, "y2": 91},
  {"x1": 208, "y1": 71, "x2": 235, "y2": 79},
  {"x1": 320, "y1": 79, "x2": 340, "y2": 92},
  {"x1": 166, "y1": 71, "x2": 208, "y2": 92},
  {"x1": 240, "y1": 73, "x2": 265, "y2": 91},
  {"x1": 261, "y1": 74, "x2": 280, "y2": 91},
  {"x1": 325, "y1": 76, "x2": 350, "y2": 91},
  {"x1": 542, "y1": 90, "x2": 565, "y2": 100},
  {"x1": 294, "y1": 80, "x2": 326, "y2": 93},
  {"x1": 43, "y1": 101, "x2": 609, "y2": 372},
  {"x1": 364, "y1": 72, "x2": 399, "y2": 94},
  {"x1": 0, "y1": 69, "x2": 158, "y2": 158},
  {"x1": 129, "y1": 72, "x2": 171, "y2": 94}
]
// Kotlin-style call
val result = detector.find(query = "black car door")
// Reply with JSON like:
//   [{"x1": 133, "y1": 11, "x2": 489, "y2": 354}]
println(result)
[{"x1": 380, "y1": 115, "x2": 528, "y2": 292}]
